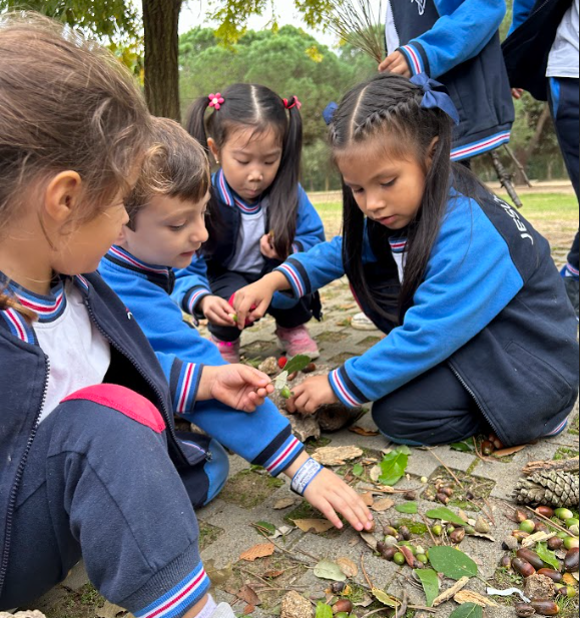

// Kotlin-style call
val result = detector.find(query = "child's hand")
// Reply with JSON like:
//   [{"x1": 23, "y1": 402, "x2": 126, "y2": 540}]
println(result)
[
  {"x1": 260, "y1": 234, "x2": 283, "y2": 260},
  {"x1": 234, "y1": 272, "x2": 287, "y2": 329},
  {"x1": 199, "y1": 295, "x2": 236, "y2": 327},
  {"x1": 286, "y1": 375, "x2": 339, "y2": 415},
  {"x1": 378, "y1": 51, "x2": 411, "y2": 77},
  {"x1": 198, "y1": 365, "x2": 274, "y2": 412}
]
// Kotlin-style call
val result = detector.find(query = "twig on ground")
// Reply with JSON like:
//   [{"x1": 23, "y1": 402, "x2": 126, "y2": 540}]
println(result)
[
  {"x1": 428, "y1": 449, "x2": 465, "y2": 490},
  {"x1": 522, "y1": 457, "x2": 579, "y2": 475},
  {"x1": 361, "y1": 553, "x2": 374, "y2": 589},
  {"x1": 423, "y1": 514, "x2": 440, "y2": 546}
]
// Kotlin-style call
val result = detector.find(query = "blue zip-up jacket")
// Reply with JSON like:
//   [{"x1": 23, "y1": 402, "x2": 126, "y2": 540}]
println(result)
[
  {"x1": 386, "y1": 0, "x2": 515, "y2": 160},
  {"x1": 275, "y1": 187, "x2": 579, "y2": 447},
  {"x1": 0, "y1": 273, "x2": 214, "y2": 597},
  {"x1": 173, "y1": 170, "x2": 326, "y2": 316},
  {"x1": 99, "y1": 247, "x2": 305, "y2": 473}
]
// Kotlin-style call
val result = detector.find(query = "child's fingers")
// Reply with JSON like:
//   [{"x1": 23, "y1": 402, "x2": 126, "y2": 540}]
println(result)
[
  {"x1": 248, "y1": 299, "x2": 270, "y2": 322},
  {"x1": 314, "y1": 498, "x2": 343, "y2": 530}
]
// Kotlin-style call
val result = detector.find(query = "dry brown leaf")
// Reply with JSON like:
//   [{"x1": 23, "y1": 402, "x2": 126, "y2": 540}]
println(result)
[
  {"x1": 454, "y1": 591, "x2": 499, "y2": 607},
  {"x1": 236, "y1": 585, "x2": 262, "y2": 607},
  {"x1": 360, "y1": 531, "x2": 378, "y2": 551},
  {"x1": 312, "y1": 445, "x2": 364, "y2": 466},
  {"x1": 349, "y1": 426, "x2": 380, "y2": 437},
  {"x1": 274, "y1": 498, "x2": 297, "y2": 510},
  {"x1": 240, "y1": 543, "x2": 275, "y2": 562},
  {"x1": 432, "y1": 577, "x2": 470, "y2": 607},
  {"x1": 522, "y1": 531, "x2": 556, "y2": 548},
  {"x1": 336, "y1": 557, "x2": 359, "y2": 578},
  {"x1": 263, "y1": 570, "x2": 284, "y2": 579},
  {"x1": 493, "y1": 445, "x2": 527, "y2": 458},
  {"x1": 293, "y1": 519, "x2": 335, "y2": 534},
  {"x1": 372, "y1": 498, "x2": 395, "y2": 512},
  {"x1": 563, "y1": 573, "x2": 578, "y2": 586},
  {"x1": 243, "y1": 606, "x2": 256, "y2": 615},
  {"x1": 370, "y1": 466, "x2": 381, "y2": 482},
  {"x1": 361, "y1": 492, "x2": 375, "y2": 507}
]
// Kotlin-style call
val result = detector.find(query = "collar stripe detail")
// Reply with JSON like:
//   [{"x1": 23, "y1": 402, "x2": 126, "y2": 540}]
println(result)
[
  {"x1": 451, "y1": 131, "x2": 511, "y2": 160},
  {"x1": 109, "y1": 246, "x2": 170, "y2": 277},
  {"x1": 1, "y1": 308, "x2": 35, "y2": 344},
  {"x1": 389, "y1": 238, "x2": 408, "y2": 253},
  {"x1": 215, "y1": 169, "x2": 262, "y2": 214}
]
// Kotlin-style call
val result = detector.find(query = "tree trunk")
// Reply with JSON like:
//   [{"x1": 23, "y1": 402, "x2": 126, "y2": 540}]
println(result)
[{"x1": 143, "y1": 0, "x2": 183, "y2": 121}]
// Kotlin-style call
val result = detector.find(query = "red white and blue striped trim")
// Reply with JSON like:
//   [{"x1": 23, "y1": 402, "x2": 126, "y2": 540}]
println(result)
[
  {"x1": 389, "y1": 238, "x2": 408, "y2": 254},
  {"x1": 545, "y1": 418, "x2": 569, "y2": 437},
  {"x1": 0, "y1": 307, "x2": 35, "y2": 344},
  {"x1": 215, "y1": 169, "x2": 262, "y2": 215},
  {"x1": 134, "y1": 563, "x2": 210, "y2": 618},
  {"x1": 108, "y1": 246, "x2": 170, "y2": 277},
  {"x1": 12, "y1": 281, "x2": 66, "y2": 323},
  {"x1": 399, "y1": 45, "x2": 425, "y2": 76},
  {"x1": 565, "y1": 262, "x2": 580, "y2": 279},
  {"x1": 276, "y1": 264, "x2": 306, "y2": 298},
  {"x1": 74, "y1": 275, "x2": 90, "y2": 293},
  {"x1": 451, "y1": 131, "x2": 511, "y2": 161},
  {"x1": 265, "y1": 435, "x2": 304, "y2": 476},
  {"x1": 175, "y1": 362, "x2": 202, "y2": 414},
  {"x1": 186, "y1": 287, "x2": 212, "y2": 315},
  {"x1": 329, "y1": 369, "x2": 366, "y2": 409}
]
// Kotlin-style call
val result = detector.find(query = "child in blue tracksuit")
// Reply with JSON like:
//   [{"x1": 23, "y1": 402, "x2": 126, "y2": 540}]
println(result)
[
  {"x1": 0, "y1": 16, "x2": 280, "y2": 618},
  {"x1": 174, "y1": 83, "x2": 326, "y2": 363},
  {"x1": 233, "y1": 73, "x2": 579, "y2": 448},
  {"x1": 99, "y1": 117, "x2": 372, "y2": 531},
  {"x1": 380, "y1": 0, "x2": 514, "y2": 161}
]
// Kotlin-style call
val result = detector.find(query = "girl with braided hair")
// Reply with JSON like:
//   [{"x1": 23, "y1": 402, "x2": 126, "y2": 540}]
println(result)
[
  {"x1": 174, "y1": 83, "x2": 325, "y2": 363},
  {"x1": 233, "y1": 72, "x2": 579, "y2": 448}
]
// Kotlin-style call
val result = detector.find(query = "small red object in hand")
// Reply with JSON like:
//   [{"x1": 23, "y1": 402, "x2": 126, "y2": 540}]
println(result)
[{"x1": 278, "y1": 357, "x2": 288, "y2": 370}]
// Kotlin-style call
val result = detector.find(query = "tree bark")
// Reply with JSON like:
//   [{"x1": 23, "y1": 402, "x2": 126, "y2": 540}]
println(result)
[{"x1": 143, "y1": 0, "x2": 183, "y2": 121}]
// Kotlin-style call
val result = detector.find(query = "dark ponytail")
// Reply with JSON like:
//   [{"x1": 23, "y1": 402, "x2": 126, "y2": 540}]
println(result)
[
  {"x1": 184, "y1": 84, "x2": 303, "y2": 259},
  {"x1": 331, "y1": 73, "x2": 465, "y2": 320}
]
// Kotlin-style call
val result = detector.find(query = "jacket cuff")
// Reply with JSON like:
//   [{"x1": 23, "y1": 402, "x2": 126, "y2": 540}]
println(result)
[
  {"x1": 183, "y1": 286, "x2": 212, "y2": 317},
  {"x1": 329, "y1": 366, "x2": 369, "y2": 409},
  {"x1": 257, "y1": 428, "x2": 305, "y2": 477},
  {"x1": 171, "y1": 361, "x2": 204, "y2": 415},
  {"x1": 275, "y1": 258, "x2": 311, "y2": 299},
  {"x1": 398, "y1": 43, "x2": 429, "y2": 76}
]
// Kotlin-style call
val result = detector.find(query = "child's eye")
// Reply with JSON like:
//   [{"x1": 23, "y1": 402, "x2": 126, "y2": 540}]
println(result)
[
  {"x1": 352, "y1": 187, "x2": 364, "y2": 195},
  {"x1": 168, "y1": 224, "x2": 185, "y2": 231},
  {"x1": 236, "y1": 159, "x2": 250, "y2": 165},
  {"x1": 381, "y1": 179, "x2": 396, "y2": 188},
  {"x1": 265, "y1": 161, "x2": 277, "y2": 166}
]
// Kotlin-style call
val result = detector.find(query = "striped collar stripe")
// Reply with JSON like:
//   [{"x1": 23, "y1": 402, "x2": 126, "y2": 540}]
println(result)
[
  {"x1": 1, "y1": 308, "x2": 35, "y2": 344},
  {"x1": 389, "y1": 238, "x2": 408, "y2": 253},
  {"x1": 7, "y1": 279, "x2": 67, "y2": 324},
  {"x1": 109, "y1": 246, "x2": 170, "y2": 277},
  {"x1": 214, "y1": 169, "x2": 262, "y2": 215}
]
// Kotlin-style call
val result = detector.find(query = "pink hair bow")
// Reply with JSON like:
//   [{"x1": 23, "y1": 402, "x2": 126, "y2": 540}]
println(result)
[
  {"x1": 209, "y1": 93, "x2": 225, "y2": 110},
  {"x1": 283, "y1": 96, "x2": 302, "y2": 111}
]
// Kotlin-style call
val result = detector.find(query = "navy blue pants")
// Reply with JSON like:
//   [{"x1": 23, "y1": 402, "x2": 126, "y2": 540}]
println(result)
[
  {"x1": 209, "y1": 269, "x2": 317, "y2": 343},
  {"x1": 0, "y1": 385, "x2": 227, "y2": 616},
  {"x1": 372, "y1": 362, "x2": 488, "y2": 446}
]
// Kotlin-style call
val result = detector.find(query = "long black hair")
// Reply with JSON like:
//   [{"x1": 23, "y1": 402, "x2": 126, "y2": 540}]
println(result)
[
  {"x1": 330, "y1": 72, "x2": 477, "y2": 321},
  {"x1": 185, "y1": 83, "x2": 303, "y2": 259}
]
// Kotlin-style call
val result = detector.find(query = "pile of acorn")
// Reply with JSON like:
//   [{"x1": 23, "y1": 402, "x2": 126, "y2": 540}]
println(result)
[
  {"x1": 377, "y1": 520, "x2": 432, "y2": 569},
  {"x1": 500, "y1": 507, "x2": 579, "y2": 616}
]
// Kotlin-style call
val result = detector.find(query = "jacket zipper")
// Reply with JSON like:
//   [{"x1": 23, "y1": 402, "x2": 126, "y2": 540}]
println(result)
[{"x1": 0, "y1": 357, "x2": 50, "y2": 593}]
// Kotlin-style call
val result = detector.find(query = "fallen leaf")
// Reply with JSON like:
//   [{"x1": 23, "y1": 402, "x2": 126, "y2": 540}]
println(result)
[
  {"x1": 96, "y1": 602, "x2": 127, "y2": 618},
  {"x1": 360, "y1": 531, "x2": 378, "y2": 551},
  {"x1": 293, "y1": 519, "x2": 334, "y2": 534},
  {"x1": 361, "y1": 492, "x2": 375, "y2": 507},
  {"x1": 454, "y1": 591, "x2": 498, "y2": 607},
  {"x1": 372, "y1": 498, "x2": 395, "y2": 512},
  {"x1": 336, "y1": 557, "x2": 358, "y2": 578},
  {"x1": 312, "y1": 445, "x2": 364, "y2": 466},
  {"x1": 493, "y1": 445, "x2": 527, "y2": 458},
  {"x1": 314, "y1": 559, "x2": 347, "y2": 582},
  {"x1": 349, "y1": 426, "x2": 380, "y2": 437},
  {"x1": 236, "y1": 585, "x2": 262, "y2": 607},
  {"x1": 243, "y1": 605, "x2": 256, "y2": 615},
  {"x1": 205, "y1": 560, "x2": 234, "y2": 586},
  {"x1": 372, "y1": 588, "x2": 399, "y2": 608},
  {"x1": 370, "y1": 466, "x2": 381, "y2": 482},
  {"x1": 433, "y1": 577, "x2": 471, "y2": 607},
  {"x1": 521, "y1": 531, "x2": 556, "y2": 548},
  {"x1": 240, "y1": 543, "x2": 275, "y2": 562},
  {"x1": 449, "y1": 604, "x2": 483, "y2": 618},
  {"x1": 396, "y1": 501, "x2": 418, "y2": 514},
  {"x1": 263, "y1": 570, "x2": 284, "y2": 579},
  {"x1": 467, "y1": 532, "x2": 496, "y2": 542},
  {"x1": 274, "y1": 498, "x2": 297, "y2": 510},
  {"x1": 563, "y1": 573, "x2": 577, "y2": 586}
]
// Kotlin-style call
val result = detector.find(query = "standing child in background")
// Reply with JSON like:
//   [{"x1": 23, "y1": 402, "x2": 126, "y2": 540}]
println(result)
[
  {"x1": 100, "y1": 116, "x2": 372, "y2": 534},
  {"x1": 0, "y1": 15, "x2": 280, "y2": 618},
  {"x1": 174, "y1": 84, "x2": 325, "y2": 363},
  {"x1": 233, "y1": 73, "x2": 579, "y2": 448}
]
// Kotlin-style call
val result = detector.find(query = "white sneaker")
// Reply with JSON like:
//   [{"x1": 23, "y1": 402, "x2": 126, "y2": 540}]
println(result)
[
  {"x1": 212, "y1": 603, "x2": 237, "y2": 618},
  {"x1": 351, "y1": 312, "x2": 377, "y2": 331}
]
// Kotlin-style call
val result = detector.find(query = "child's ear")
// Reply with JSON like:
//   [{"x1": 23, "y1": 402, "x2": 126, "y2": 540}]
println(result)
[
  {"x1": 427, "y1": 137, "x2": 439, "y2": 168},
  {"x1": 207, "y1": 138, "x2": 221, "y2": 165},
  {"x1": 43, "y1": 171, "x2": 83, "y2": 224}
]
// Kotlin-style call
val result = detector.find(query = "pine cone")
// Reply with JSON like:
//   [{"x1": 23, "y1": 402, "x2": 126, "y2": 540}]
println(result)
[{"x1": 514, "y1": 470, "x2": 579, "y2": 508}]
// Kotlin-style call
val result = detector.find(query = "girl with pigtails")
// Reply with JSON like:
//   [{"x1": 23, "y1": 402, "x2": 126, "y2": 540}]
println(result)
[{"x1": 173, "y1": 84, "x2": 325, "y2": 363}]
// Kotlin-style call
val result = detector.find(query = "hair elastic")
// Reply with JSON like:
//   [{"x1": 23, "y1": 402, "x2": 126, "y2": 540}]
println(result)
[
  {"x1": 283, "y1": 96, "x2": 302, "y2": 111},
  {"x1": 410, "y1": 73, "x2": 460, "y2": 125},
  {"x1": 209, "y1": 93, "x2": 225, "y2": 110},
  {"x1": 291, "y1": 457, "x2": 323, "y2": 496}
]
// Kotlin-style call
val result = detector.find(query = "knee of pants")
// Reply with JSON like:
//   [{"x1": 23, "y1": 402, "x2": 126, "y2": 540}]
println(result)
[
  {"x1": 204, "y1": 439, "x2": 230, "y2": 505},
  {"x1": 208, "y1": 323, "x2": 242, "y2": 343}
]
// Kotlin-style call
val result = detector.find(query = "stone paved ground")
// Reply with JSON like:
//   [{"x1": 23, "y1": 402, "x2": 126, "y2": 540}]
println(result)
[{"x1": 25, "y1": 193, "x2": 579, "y2": 618}]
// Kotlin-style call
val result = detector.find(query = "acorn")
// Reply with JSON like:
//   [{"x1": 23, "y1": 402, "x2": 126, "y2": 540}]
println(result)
[
  {"x1": 555, "y1": 508, "x2": 574, "y2": 522},
  {"x1": 548, "y1": 537, "x2": 564, "y2": 551},
  {"x1": 535, "y1": 522, "x2": 549, "y2": 534},
  {"x1": 515, "y1": 603, "x2": 536, "y2": 617},
  {"x1": 332, "y1": 600, "x2": 353, "y2": 615},
  {"x1": 302, "y1": 363, "x2": 317, "y2": 374},
  {"x1": 493, "y1": 437, "x2": 505, "y2": 450},
  {"x1": 537, "y1": 569, "x2": 563, "y2": 584},
  {"x1": 500, "y1": 554, "x2": 513, "y2": 569},
  {"x1": 564, "y1": 547, "x2": 579, "y2": 572},
  {"x1": 566, "y1": 517, "x2": 580, "y2": 528},
  {"x1": 399, "y1": 526, "x2": 412, "y2": 541},
  {"x1": 432, "y1": 525, "x2": 443, "y2": 537},
  {"x1": 556, "y1": 584, "x2": 577, "y2": 598},
  {"x1": 416, "y1": 554, "x2": 429, "y2": 565},
  {"x1": 383, "y1": 526, "x2": 399, "y2": 538},
  {"x1": 384, "y1": 536, "x2": 399, "y2": 547},
  {"x1": 393, "y1": 552, "x2": 406, "y2": 566},
  {"x1": 564, "y1": 537, "x2": 580, "y2": 551},
  {"x1": 512, "y1": 557, "x2": 536, "y2": 578},
  {"x1": 530, "y1": 600, "x2": 560, "y2": 616},
  {"x1": 280, "y1": 386, "x2": 292, "y2": 399},
  {"x1": 520, "y1": 520, "x2": 537, "y2": 534},
  {"x1": 404, "y1": 491, "x2": 418, "y2": 501},
  {"x1": 330, "y1": 582, "x2": 347, "y2": 594},
  {"x1": 436, "y1": 493, "x2": 450, "y2": 505},
  {"x1": 450, "y1": 528, "x2": 466, "y2": 544},
  {"x1": 481, "y1": 440, "x2": 495, "y2": 455},
  {"x1": 513, "y1": 530, "x2": 531, "y2": 542},
  {"x1": 516, "y1": 509, "x2": 529, "y2": 523},
  {"x1": 517, "y1": 548, "x2": 546, "y2": 571},
  {"x1": 440, "y1": 487, "x2": 454, "y2": 497},
  {"x1": 377, "y1": 542, "x2": 397, "y2": 561},
  {"x1": 536, "y1": 506, "x2": 555, "y2": 519},
  {"x1": 569, "y1": 525, "x2": 580, "y2": 537}
]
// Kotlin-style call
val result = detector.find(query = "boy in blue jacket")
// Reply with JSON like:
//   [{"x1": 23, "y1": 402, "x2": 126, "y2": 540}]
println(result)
[{"x1": 99, "y1": 117, "x2": 373, "y2": 532}]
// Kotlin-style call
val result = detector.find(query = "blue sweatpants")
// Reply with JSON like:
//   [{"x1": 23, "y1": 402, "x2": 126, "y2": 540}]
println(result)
[{"x1": 0, "y1": 385, "x2": 227, "y2": 616}]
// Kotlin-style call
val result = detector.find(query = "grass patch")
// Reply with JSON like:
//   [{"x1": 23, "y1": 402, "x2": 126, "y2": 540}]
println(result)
[
  {"x1": 199, "y1": 521, "x2": 225, "y2": 551},
  {"x1": 555, "y1": 446, "x2": 580, "y2": 461},
  {"x1": 569, "y1": 415, "x2": 580, "y2": 436},
  {"x1": 424, "y1": 467, "x2": 495, "y2": 511},
  {"x1": 221, "y1": 469, "x2": 284, "y2": 509},
  {"x1": 490, "y1": 568, "x2": 525, "y2": 607},
  {"x1": 316, "y1": 330, "x2": 349, "y2": 343},
  {"x1": 30, "y1": 583, "x2": 107, "y2": 618}
]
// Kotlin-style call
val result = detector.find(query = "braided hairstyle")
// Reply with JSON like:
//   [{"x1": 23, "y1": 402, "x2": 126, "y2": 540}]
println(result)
[
  {"x1": 330, "y1": 72, "x2": 469, "y2": 321},
  {"x1": 185, "y1": 83, "x2": 303, "y2": 259}
]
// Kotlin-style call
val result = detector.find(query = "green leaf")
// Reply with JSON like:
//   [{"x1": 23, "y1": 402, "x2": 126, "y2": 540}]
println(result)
[
  {"x1": 371, "y1": 588, "x2": 399, "y2": 608},
  {"x1": 315, "y1": 602, "x2": 333, "y2": 618},
  {"x1": 451, "y1": 441, "x2": 475, "y2": 453},
  {"x1": 285, "y1": 354, "x2": 314, "y2": 374},
  {"x1": 352, "y1": 463, "x2": 364, "y2": 477},
  {"x1": 396, "y1": 502, "x2": 418, "y2": 514},
  {"x1": 425, "y1": 507, "x2": 468, "y2": 527},
  {"x1": 415, "y1": 569, "x2": 440, "y2": 607},
  {"x1": 313, "y1": 559, "x2": 347, "y2": 582},
  {"x1": 379, "y1": 448, "x2": 409, "y2": 486},
  {"x1": 275, "y1": 371, "x2": 289, "y2": 391},
  {"x1": 254, "y1": 521, "x2": 276, "y2": 536},
  {"x1": 428, "y1": 546, "x2": 478, "y2": 581},
  {"x1": 536, "y1": 542, "x2": 561, "y2": 570},
  {"x1": 449, "y1": 603, "x2": 483, "y2": 618}
]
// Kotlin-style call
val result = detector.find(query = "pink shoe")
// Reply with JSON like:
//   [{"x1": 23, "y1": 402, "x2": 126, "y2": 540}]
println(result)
[
  {"x1": 276, "y1": 325, "x2": 320, "y2": 360},
  {"x1": 211, "y1": 336, "x2": 241, "y2": 364}
]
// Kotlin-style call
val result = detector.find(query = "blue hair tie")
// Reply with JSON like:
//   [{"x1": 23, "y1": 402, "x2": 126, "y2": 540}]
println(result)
[
  {"x1": 410, "y1": 73, "x2": 460, "y2": 125},
  {"x1": 323, "y1": 102, "x2": 338, "y2": 126}
]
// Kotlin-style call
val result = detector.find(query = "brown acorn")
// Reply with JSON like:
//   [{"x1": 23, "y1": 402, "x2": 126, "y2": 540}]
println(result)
[
  {"x1": 536, "y1": 506, "x2": 555, "y2": 519},
  {"x1": 537, "y1": 569, "x2": 563, "y2": 584},
  {"x1": 564, "y1": 547, "x2": 579, "y2": 573},
  {"x1": 377, "y1": 542, "x2": 397, "y2": 562},
  {"x1": 436, "y1": 493, "x2": 450, "y2": 505},
  {"x1": 513, "y1": 530, "x2": 531, "y2": 542},
  {"x1": 512, "y1": 557, "x2": 536, "y2": 578},
  {"x1": 530, "y1": 600, "x2": 560, "y2": 616},
  {"x1": 450, "y1": 528, "x2": 466, "y2": 544},
  {"x1": 332, "y1": 600, "x2": 353, "y2": 614},
  {"x1": 481, "y1": 440, "x2": 495, "y2": 455},
  {"x1": 288, "y1": 372, "x2": 298, "y2": 382},
  {"x1": 399, "y1": 526, "x2": 412, "y2": 541},
  {"x1": 500, "y1": 554, "x2": 513, "y2": 569},
  {"x1": 548, "y1": 537, "x2": 564, "y2": 551},
  {"x1": 404, "y1": 491, "x2": 417, "y2": 501},
  {"x1": 515, "y1": 603, "x2": 536, "y2": 617},
  {"x1": 440, "y1": 487, "x2": 455, "y2": 497},
  {"x1": 517, "y1": 549, "x2": 546, "y2": 571},
  {"x1": 516, "y1": 509, "x2": 529, "y2": 523}
]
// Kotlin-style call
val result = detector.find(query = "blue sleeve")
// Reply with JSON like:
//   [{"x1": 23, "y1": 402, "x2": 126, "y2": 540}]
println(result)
[
  {"x1": 328, "y1": 198, "x2": 525, "y2": 408},
  {"x1": 292, "y1": 186, "x2": 326, "y2": 254},
  {"x1": 398, "y1": 0, "x2": 506, "y2": 79},
  {"x1": 509, "y1": 0, "x2": 536, "y2": 35},
  {"x1": 172, "y1": 255, "x2": 212, "y2": 317}
]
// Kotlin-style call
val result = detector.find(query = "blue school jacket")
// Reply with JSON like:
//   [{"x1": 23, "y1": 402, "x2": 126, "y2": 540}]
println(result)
[
  {"x1": 99, "y1": 246, "x2": 304, "y2": 469},
  {"x1": 275, "y1": 187, "x2": 579, "y2": 447},
  {"x1": 386, "y1": 0, "x2": 515, "y2": 159},
  {"x1": 172, "y1": 170, "x2": 326, "y2": 316}
]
